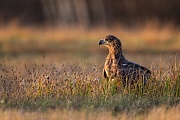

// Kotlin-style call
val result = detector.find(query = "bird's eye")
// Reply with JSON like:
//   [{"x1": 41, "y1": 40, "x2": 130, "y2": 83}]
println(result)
[
  {"x1": 105, "y1": 38, "x2": 108, "y2": 41},
  {"x1": 108, "y1": 38, "x2": 113, "y2": 42},
  {"x1": 108, "y1": 37, "x2": 113, "y2": 41}
]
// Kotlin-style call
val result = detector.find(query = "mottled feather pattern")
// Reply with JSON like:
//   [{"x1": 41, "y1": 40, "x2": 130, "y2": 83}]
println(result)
[{"x1": 99, "y1": 35, "x2": 151, "y2": 84}]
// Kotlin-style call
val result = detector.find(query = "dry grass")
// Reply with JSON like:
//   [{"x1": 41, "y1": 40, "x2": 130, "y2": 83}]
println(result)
[
  {"x1": 0, "y1": 21, "x2": 179, "y2": 55},
  {"x1": 0, "y1": 55, "x2": 179, "y2": 111},
  {"x1": 0, "y1": 106, "x2": 179, "y2": 120}
]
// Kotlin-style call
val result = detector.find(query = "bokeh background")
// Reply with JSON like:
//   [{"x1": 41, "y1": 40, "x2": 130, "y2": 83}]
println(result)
[
  {"x1": 0, "y1": 0, "x2": 179, "y2": 67},
  {"x1": 0, "y1": 0, "x2": 180, "y2": 26}
]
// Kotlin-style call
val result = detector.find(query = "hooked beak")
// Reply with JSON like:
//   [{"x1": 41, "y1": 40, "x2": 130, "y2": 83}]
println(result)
[{"x1": 98, "y1": 39, "x2": 106, "y2": 46}]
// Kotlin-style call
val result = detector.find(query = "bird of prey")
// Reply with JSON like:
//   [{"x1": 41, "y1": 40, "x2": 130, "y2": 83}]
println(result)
[{"x1": 99, "y1": 35, "x2": 151, "y2": 85}]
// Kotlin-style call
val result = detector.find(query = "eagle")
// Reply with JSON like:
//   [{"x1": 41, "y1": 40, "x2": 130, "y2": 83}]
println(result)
[{"x1": 99, "y1": 35, "x2": 151, "y2": 85}]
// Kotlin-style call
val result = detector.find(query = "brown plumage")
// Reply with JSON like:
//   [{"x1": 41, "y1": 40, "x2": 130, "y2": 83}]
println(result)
[{"x1": 99, "y1": 35, "x2": 151, "y2": 85}]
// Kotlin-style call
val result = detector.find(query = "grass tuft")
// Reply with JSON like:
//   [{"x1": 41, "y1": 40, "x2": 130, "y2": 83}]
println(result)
[{"x1": 0, "y1": 60, "x2": 179, "y2": 112}]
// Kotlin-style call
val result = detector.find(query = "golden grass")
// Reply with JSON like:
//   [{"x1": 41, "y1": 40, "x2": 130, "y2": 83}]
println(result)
[
  {"x1": 0, "y1": 21, "x2": 179, "y2": 53},
  {"x1": 0, "y1": 106, "x2": 179, "y2": 120},
  {"x1": 0, "y1": 54, "x2": 179, "y2": 111}
]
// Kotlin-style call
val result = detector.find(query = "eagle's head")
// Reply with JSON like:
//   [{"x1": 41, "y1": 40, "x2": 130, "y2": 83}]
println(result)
[{"x1": 99, "y1": 35, "x2": 122, "y2": 52}]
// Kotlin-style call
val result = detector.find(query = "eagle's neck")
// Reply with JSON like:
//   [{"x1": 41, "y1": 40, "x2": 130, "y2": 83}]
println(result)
[{"x1": 107, "y1": 47, "x2": 125, "y2": 60}]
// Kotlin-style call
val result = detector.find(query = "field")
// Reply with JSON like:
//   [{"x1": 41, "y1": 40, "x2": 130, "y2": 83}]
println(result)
[
  {"x1": 0, "y1": 106, "x2": 180, "y2": 120},
  {"x1": 0, "y1": 22, "x2": 180, "y2": 119}
]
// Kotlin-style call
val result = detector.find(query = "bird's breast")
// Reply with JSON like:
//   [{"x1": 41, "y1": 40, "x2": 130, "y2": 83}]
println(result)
[{"x1": 104, "y1": 59, "x2": 119, "y2": 78}]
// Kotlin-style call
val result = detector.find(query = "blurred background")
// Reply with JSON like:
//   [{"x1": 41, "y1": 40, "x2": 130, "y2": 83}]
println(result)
[
  {"x1": 0, "y1": 0, "x2": 179, "y2": 67},
  {"x1": 0, "y1": 0, "x2": 179, "y2": 26}
]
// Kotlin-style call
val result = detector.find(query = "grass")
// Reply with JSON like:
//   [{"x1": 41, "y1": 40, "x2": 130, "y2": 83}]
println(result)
[
  {"x1": 0, "y1": 55, "x2": 179, "y2": 112},
  {"x1": 0, "y1": 106, "x2": 180, "y2": 120},
  {"x1": 0, "y1": 21, "x2": 179, "y2": 56},
  {"x1": 0, "y1": 22, "x2": 180, "y2": 119}
]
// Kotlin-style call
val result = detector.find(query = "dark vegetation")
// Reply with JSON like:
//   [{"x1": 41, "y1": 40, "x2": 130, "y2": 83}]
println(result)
[{"x1": 0, "y1": 0, "x2": 179, "y2": 26}]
